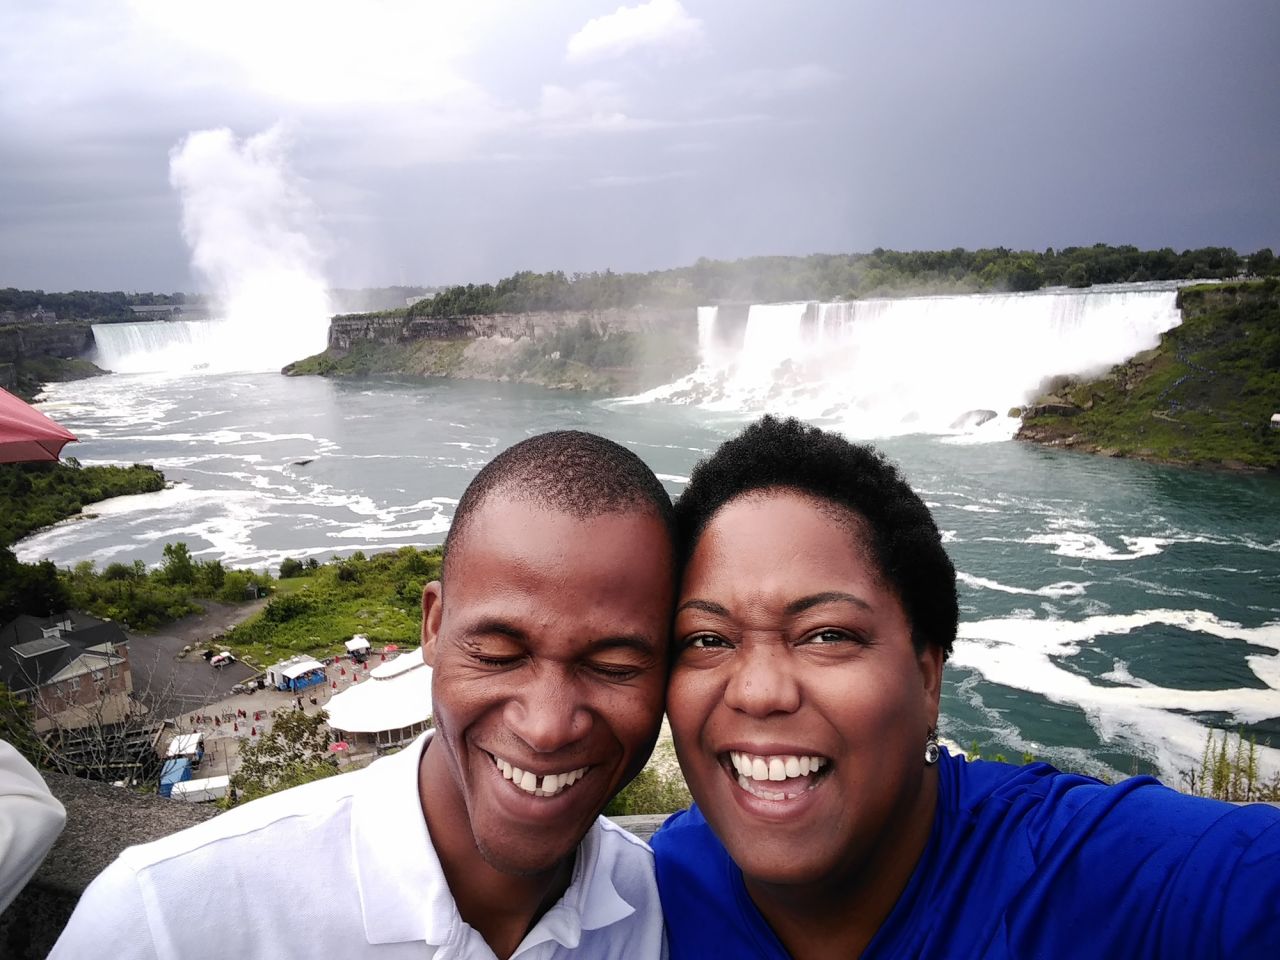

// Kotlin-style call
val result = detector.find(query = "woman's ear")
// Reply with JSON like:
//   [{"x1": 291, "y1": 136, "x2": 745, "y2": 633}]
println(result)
[
  {"x1": 917, "y1": 643, "x2": 944, "y2": 726},
  {"x1": 421, "y1": 581, "x2": 443, "y2": 666}
]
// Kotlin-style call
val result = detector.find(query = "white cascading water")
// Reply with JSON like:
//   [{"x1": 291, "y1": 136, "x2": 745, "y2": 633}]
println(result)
[
  {"x1": 636, "y1": 284, "x2": 1185, "y2": 439},
  {"x1": 93, "y1": 125, "x2": 332, "y2": 375}
]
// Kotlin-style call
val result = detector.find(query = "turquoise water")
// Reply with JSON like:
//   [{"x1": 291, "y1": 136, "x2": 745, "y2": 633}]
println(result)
[{"x1": 19, "y1": 370, "x2": 1280, "y2": 784}]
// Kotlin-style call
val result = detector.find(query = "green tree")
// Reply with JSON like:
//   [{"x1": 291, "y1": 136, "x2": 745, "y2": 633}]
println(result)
[
  {"x1": 230, "y1": 708, "x2": 337, "y2": 803},
  {"x1": 160, "y1": 542, "x2": 196, "y2": 585}
]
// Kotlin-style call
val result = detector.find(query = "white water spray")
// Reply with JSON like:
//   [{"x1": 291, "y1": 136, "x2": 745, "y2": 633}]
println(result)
[
  {"x1": 97, "y1": 126, "x2": 332, "y2": 374},
  {"x1": 634, "y1": 285, "x2": 1184, "y2": 439}
]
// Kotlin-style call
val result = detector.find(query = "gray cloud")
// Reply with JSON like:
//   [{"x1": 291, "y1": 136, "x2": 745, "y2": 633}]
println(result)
[{"x1": 1, "y1": 0, "x2": 1277, "y2": 293}]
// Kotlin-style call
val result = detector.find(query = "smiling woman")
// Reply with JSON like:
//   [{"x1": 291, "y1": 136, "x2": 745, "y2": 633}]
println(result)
[{"x1": 651, "y1": 416, "x2": 1280, "y2": 960}]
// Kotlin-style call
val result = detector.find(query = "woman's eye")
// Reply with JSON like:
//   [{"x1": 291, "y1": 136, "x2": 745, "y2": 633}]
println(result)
[
  {"x1": 803, "y1": 629, "x2": 855, "y2": 645},
  {"x1": 685, "y1": 634, "x2": 729, "y2": 649}
]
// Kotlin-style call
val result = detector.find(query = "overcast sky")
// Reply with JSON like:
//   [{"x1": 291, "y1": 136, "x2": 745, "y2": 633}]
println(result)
[{"x1": 2, "y1": 0, "x2": 1278, "y2": 293}]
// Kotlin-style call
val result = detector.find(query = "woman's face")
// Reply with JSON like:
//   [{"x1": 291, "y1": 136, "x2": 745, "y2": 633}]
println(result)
[{"x1": 668, "y1": 489, "x2": 942, "y2": 890}]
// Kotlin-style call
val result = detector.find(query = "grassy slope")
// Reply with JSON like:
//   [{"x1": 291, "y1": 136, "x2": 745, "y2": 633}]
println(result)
[
  {"x1": 1017, "y1": 280, "x2": 1280, "y2": 469},
  {"x1": 223, "y1": 547, "x2": 440, "y2": 663}
]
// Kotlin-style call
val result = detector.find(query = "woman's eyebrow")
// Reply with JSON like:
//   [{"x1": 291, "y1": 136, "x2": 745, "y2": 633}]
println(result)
[
  {"x1": 675, "y1": 598, "x2": 730, "y2": 616},
  {"x1": 784, "y1": 591, "x2": 870, "y2": 615}
]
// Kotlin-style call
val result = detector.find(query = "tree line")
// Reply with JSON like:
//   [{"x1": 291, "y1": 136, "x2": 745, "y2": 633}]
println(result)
[{"x1": 405, "y1": 244, "x2": 1279, "y2": 320}]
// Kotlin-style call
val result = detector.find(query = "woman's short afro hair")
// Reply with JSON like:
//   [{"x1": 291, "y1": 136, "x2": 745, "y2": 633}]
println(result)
[{"x1": 674, "y1": 415, "x2": 957, "y2": 659}]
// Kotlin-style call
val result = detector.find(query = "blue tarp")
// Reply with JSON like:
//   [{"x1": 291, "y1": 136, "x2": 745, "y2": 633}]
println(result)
[{"x1": 159, "y1": 757, "x2": 192, "y2": 797}]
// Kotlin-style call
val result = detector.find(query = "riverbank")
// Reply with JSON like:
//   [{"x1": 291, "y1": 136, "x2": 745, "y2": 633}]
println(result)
[{"x1": 1015, "y1": 279, "x2": 1280, "y2": 470}]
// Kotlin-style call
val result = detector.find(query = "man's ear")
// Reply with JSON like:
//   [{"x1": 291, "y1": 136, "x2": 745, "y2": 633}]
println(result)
[{"x1": 421, "y1": 581, "x2": 443, "y2": 667}]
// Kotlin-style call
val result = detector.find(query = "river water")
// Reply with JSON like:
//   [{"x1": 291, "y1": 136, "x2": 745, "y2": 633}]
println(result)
[{"x1": 16, "y1": 284, "x2": 1280, "y2": 784}]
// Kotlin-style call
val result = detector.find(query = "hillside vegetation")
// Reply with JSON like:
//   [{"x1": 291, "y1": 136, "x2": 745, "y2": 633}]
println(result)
[{"x1": 1017, "y1": 279, "x2": 1280, "y2": 469}]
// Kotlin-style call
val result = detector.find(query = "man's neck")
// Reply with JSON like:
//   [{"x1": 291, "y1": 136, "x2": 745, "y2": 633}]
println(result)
[{"x1": 418, "y1": 737, "x2": 575, "y2": 960}]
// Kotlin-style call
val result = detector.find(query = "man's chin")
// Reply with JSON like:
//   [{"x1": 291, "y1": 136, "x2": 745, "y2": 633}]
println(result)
[{"x1": 475, "y1": 837, "x2": 579, "y2": 879}]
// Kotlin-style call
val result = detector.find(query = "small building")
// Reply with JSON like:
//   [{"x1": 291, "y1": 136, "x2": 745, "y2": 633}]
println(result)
[
  {"x1": 326, "y1": 652, "x2": 433, "y2": 750},
  {"x1": 170, "y1": 774, "x2": 231, "y2": 803},
  {"x1": 158, "y1": 757, "x2": 192, "y2": 797},
  {"x1": 265, "y1": 655, "x2": 327, "y2": 692},
  {"x1": 128, "y1": 304, "x2": 184, "y2": 318},
  {"x1": 0, "y1": 612, "x2": 133, "y2": 735}
]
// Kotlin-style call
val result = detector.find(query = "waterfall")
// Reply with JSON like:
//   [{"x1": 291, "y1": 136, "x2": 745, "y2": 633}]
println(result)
[
  {"x1": 91, "y1": 320, "x2": 237, "y2": 374},
  {"x1": 644, "y1": 284, "x2": 1184, "y2": 438}
]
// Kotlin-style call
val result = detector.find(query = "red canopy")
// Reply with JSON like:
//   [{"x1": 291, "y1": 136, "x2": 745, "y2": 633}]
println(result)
[{"x1": 0, "y1": 387, "x2": 78, "y2": 463}]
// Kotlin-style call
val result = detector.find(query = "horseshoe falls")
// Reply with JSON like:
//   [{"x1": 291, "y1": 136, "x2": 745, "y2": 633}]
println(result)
[{"x1": 637, "y1": 283, "x2": 1184, "y2": 439}]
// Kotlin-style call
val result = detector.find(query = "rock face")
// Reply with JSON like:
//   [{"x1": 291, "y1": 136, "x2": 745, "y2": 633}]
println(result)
[
  {"x1": 0, "y1": 322, "x2": 95, "y2": 364},
  {"x1": 326, "y1": 306, "x2": 689, "y2": 352}
]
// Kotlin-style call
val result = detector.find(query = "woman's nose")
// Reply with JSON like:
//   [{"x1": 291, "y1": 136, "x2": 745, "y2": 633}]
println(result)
[{"x1": 722, "y1": 640, "x2": 801, "y2": 718}]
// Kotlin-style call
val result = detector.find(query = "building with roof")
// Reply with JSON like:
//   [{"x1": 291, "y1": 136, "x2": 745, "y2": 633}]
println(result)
[
  {"x1": 0, "y1": 611, "x2": 159, "y2": 779},
  {"x1": 0, "y1": 612, "x2": 133, "y2": 734},
  {"x1": 326, "y1": 652, "x2": 432, "y2": 749}
]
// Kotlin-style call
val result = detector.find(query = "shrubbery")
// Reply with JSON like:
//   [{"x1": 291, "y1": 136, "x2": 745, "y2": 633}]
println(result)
[{"x1": 0, "y1": 461, "x2": 165, "y2": 548}]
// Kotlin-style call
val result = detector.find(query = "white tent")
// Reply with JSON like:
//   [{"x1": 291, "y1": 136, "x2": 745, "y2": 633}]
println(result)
[
  {"x1": 282, "y1": 658, "x2": 326, "y2": 679},
  {"x1": 166, "y1": 733, "x2": 204, "y2": 759},
  {"x1": 327, "y1": 653, "x2": 433, "y2": 748},
  {"x1": 344, "y1": 634, "x2": 370, "y2": 653}
]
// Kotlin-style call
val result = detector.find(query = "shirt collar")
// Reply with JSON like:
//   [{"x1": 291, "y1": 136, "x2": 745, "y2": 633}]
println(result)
[
  {"x1": 351, "y1": 731, "x2": 641, "y2": 951},
  {"x1": 352, "y1": 730, "x2": 458, "y2": 946}
]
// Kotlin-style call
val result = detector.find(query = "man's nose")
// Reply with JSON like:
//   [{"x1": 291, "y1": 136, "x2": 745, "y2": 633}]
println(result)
[{"x1": 505, "y1": 667, "x2": 591, "y2": 753}]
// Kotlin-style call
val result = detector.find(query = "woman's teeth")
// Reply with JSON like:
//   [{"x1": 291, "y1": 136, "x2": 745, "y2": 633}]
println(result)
[
  {"x1": 729, "y1": 750, "x2": 827, "y2": 801},
  {"x1": 493, "y1": 754, "x2": 588, "y2": 798}
]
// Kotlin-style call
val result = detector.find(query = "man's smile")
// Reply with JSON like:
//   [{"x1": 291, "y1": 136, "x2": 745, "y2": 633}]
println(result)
[{"x1": 487, "y1": 750, "x2": 591, "y2": 799}]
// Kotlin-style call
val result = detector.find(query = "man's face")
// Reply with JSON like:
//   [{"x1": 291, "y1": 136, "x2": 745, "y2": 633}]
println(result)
[{"x1": 421, "y1": 496, "x2": 674, "y2": 877}]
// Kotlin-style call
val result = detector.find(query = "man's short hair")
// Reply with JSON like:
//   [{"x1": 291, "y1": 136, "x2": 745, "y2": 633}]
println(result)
[
  {"x1": 673, "y1": 415, "x2": 957, "y2": 658},
  {"x1": 443, "y1": 430, "x2": 677, "y2": 581}
]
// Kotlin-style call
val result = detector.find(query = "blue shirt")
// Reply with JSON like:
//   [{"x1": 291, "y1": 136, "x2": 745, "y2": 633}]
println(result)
[{"x1": 652, "y1": 750, "x2": 1280, "y2": 958}]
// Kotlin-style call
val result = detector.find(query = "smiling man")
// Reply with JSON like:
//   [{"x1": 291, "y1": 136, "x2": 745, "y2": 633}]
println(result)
[{"x1": 51, "y1": 431, "x2": 676, "y2": 960}]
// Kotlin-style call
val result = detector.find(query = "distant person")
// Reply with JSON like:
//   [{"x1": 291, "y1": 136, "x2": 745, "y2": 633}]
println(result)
[
  {"x1": 652, "y1": 416, "x2": 1280, "y2": 959},
  {"x1": 52, "y1": 431, "x2": 677, "y2": 959},
  {"x1": 0, "y1": 739, "x2": 67, "y2": 912}
]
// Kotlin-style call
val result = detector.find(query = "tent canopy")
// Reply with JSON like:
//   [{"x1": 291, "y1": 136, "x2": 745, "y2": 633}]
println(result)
[
  {"x1": 0, "y1": 387, "x2": 78, "y2": 463},
  {"x1": 327, "y1": 655, "x2": 433, "y2": 734},
  {"x1": 344, "y1": 635, "x2": 370, "y2": 652},
  {"x1": 282, "y1": 658, "x2": 325, "y2": 680}
]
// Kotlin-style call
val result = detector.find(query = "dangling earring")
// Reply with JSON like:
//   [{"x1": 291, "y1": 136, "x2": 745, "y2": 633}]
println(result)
[{"x1": 924, "y1": 729, "x2": 940, "y2": 766}]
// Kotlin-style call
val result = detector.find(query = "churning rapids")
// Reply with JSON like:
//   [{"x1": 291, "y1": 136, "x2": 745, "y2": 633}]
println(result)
[{"x1": 17, "y1": 283, "x2": 1280, "y2": 786}]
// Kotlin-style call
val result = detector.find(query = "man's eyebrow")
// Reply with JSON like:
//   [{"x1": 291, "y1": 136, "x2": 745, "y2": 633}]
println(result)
[
  {"x1": 589, "y1": 635, "x2": 660, "y2": 656},
  {"x1": 785, "y1": 591, "x2": 871, "y2": 615},
  {"x1": 462, "y1": 617, "x2": 526, "y2": 641},
  {"x1": 676, "y1": 598, "x2": 730, "y2": 617}
]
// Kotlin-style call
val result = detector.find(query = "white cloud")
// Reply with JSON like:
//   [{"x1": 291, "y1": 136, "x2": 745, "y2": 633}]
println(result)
[{"x1": 566, "y1": 0, "x2": 704, "y2": 64}]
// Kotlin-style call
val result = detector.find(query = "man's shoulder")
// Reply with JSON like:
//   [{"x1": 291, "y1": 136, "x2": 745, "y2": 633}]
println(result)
[{"x1": 119, "y1": 763, "x2": 369, "y2": 874}]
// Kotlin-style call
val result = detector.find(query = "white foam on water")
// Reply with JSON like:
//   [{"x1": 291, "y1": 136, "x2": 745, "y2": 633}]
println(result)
[
  {"x1": 952, "y1": 609, "x2": 1280, "y2": 780},
  {"x1": 957, "y1": 572, "x2": 1091, "y2": 599},
  {"x1": 655, "y1": 473, "x2": 691, "y2": 484},
  {"x1": 1026, "y1": 532, "x2": 1171, "y2": 561}
]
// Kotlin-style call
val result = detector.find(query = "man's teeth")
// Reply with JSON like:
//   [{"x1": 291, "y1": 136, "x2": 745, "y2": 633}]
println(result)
[
  {"x1": 732, "y1": 757, "x2": 829, "y2": 798},
  {"x1": 493, "y1": 755, "x2": 588, "y2": 798}
]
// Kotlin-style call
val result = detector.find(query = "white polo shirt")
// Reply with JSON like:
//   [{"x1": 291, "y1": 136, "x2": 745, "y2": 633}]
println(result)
[{"x1": 50, "y1": 732, "x2": 666, "y2": 959}]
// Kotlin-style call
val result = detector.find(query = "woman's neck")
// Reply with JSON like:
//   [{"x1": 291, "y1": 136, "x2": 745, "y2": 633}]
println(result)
[{"x1": 744, "y1": 768, "x2": 939, "y2": 960}]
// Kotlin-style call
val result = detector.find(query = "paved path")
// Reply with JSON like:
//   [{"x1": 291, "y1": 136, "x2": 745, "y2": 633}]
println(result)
[{"x1": 124, "y1": 599, "x2": 266, "y2": 721}]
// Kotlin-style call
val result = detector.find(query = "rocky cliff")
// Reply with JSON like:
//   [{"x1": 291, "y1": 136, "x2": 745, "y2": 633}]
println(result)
[
  {"x1": 1015, "y1": 280, "x2": 1280, "y2": 470},
  {"x1": 289, "y1": 307, "x2": 699, "y2": 393},
  {"x1": 0, "y1": 323, "x2": 102, "y2": 399}
]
